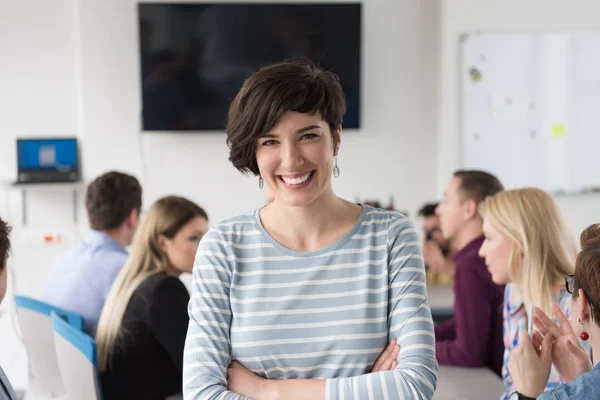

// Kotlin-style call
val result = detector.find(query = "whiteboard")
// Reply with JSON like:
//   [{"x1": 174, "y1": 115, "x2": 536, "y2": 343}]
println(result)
[{"x1": 461, "y1": 33, "x2": 600, "y2": 194}]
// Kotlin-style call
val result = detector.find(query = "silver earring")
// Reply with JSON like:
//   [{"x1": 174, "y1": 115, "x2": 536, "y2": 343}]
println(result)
[
  {"x1": 258, "y1": 177, "x2": 264, "y2": 189},
  {"x1": 333, "y1": 156, "x2": 340, "y2": 178}
]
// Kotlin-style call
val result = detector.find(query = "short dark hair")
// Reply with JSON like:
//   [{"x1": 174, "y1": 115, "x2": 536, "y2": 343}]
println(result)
[
  {"x1": 454, "y1": 170, "x2": 503, "y2": 205},
  {"x1": 418, "y1": 203, "x2": 439, "y2": 218},
  {"x1": 226, "y1": 58, "x2": 347, "y2": 175},
  {"x1": 573, "y1": 223, "x2": 600, "y2": 323},
  {"x1": 85, "y1": 171, "x2": 142, "y2": 231},
  {"x1": 0, "y1": 217, "x2": 11, "y2": 271}
]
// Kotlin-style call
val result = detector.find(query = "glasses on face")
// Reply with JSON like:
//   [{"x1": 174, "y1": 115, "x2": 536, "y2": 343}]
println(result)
[
  {"x1": 425, "y1": 227, "x2": 441, "y2": 241},
  {"x1": 426, "y1": 227, "x2": 442, "y2": 235},
  {"x1": 565, "y1": 274, "x2": 575, "y2": 294},
  {"x1": 565, "y1": 273, "x2": 596, "y2": 311}
]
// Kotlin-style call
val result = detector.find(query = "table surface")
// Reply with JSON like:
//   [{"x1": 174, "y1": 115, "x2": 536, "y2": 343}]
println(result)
[
  {"x1": 15, "y1": 364, "x2": 505, "y2": 400},
  {"x1": 14, "y1": 287, "x2": 484, "y2": 400},
  {"x1": 434, "y1": 365, "x2": 505, "y2": 400}
]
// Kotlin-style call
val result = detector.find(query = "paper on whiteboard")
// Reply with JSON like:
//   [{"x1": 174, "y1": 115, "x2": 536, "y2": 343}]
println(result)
[{"x1": 551, "y1": 123, "x2": 566, "y2": 138}]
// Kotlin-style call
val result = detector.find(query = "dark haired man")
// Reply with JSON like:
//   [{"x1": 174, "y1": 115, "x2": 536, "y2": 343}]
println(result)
[{"x1": 44, "y1": 171, "x2": 142, "y2": 335}]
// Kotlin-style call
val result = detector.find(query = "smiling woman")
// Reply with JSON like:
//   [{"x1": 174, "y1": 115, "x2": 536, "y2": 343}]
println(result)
[{"x1": 182, "y1": 59, "x2": 438, "y2": 400}]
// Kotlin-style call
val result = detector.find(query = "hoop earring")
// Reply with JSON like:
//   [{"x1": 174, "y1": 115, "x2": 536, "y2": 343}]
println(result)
[
  {"x1": 333, "y1": 156, "x2": 340, "y2": 178},
  {"x1": 578, "y1": 318, "x2": 590, "y2": 341},
  {"x1": 259, "y1": 177, "x2": 264, "y2": 189}
]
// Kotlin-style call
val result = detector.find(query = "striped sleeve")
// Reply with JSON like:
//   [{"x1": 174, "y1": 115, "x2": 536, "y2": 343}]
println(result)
[
  {"x1": 326, "y1": 216, "x2": 438, "y2": 399},
  {"x1": 182, "y1": 228, "x2": 250, "y2": 400}
]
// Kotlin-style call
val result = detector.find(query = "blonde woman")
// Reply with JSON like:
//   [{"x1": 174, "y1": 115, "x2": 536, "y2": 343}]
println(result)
[
  {"x1": 478, "y1": 187, "x2": 579, "y2": 399},
  {"x1": 96, "y1": 196, "x2": 208, "y2": 400}
]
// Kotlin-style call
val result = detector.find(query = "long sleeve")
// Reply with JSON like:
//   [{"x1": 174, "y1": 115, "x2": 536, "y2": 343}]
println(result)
[
  {"x1": 326, "y1": 216, "x2": 438, "y2": 399},
  {"x1": 435, "y1": 261, "x2": 493, "y2": 367},
  {"x1": 182, "y1": 228, "x2": 250, "y2": 400},
  {"x1": 434, "y1": 318, "x2": 456, "y2": 341}
]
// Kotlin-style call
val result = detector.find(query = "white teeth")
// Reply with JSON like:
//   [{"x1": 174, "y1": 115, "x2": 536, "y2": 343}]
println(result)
[{"x1": 282, "y1": 172, "x2": 312, "y2": 185}]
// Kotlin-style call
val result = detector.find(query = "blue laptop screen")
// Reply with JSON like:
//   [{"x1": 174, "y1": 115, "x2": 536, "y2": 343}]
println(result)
[{"x1": 17, "y1": 139, "x2": 77, "y2": 171}]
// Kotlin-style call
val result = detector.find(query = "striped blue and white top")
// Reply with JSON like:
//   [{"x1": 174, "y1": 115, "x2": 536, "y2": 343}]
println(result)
[{"x1": 183, "y1": 205, "x2": 438, "y2": 399}]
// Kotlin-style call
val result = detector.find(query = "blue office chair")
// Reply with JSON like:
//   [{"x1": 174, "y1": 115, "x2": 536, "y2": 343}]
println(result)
[
  {"x1": 14, "y1": 295, "x2": 84, "y2": 399},
  {"x1": 51, "y1": 311, "x2": 103, "y2": 400}
]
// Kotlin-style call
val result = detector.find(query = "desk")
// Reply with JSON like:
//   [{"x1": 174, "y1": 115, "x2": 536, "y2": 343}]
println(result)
[{"x1": 434, "y1": 365, "x2": 505, "y2": 400}]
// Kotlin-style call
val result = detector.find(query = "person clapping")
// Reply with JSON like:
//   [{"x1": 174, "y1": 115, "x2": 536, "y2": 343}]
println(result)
[{"x1": 508, "y1": 223, "x2": 600, "y2": 399}]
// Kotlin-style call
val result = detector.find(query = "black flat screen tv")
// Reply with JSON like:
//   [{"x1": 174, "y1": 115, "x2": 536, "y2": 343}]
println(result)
[{"x1": 138, "y1": 3, "x2": 362, "y2": 131}]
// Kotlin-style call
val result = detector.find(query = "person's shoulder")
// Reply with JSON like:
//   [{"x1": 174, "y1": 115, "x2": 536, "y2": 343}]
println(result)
[
  {"x1": 455, "y1": 238, "x2": 498, "y2": 286},
  {"x1": 131, "y1": 274, "x2": 189, "y2": 311},
  {"x1": 358, "y1": 206, "x2": 419, "y2": 254},
  {"x1": 455, "y1": 238, "x2": 486, "y2": 269},
  {"x1": 94, "y1": 249, "x2": 128, "y2": 275},
  {"x1": 50, "y1": 240, "x2": 87, "y2": 268},
  {"x1": 208, "y1": 210, "x2": 259, "y2": 238},
  {"x1": 135, "y1": 272, "x2": 184, "y2": 294},
  {"x1": 65, "y1": 236, "x2": 127, "y2": 271},
  {"x1": 360, "y1": 205, "x2": 413, "y2": 229},
  {"x1": 543, "y1": 367, "x2": 600, "y2": 398},
  {"x1": 127, "y1": 274, "x2": 188, "y2": 321},
  {"x1": 503, "y1": 283, "x2": 523, "y2": 315},
  {"x1": 573, "y1": 366, "x2": 600, "y2": 393}
]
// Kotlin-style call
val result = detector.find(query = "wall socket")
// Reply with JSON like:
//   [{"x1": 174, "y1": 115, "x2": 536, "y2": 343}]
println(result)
[{"x1": 21, "y1": 231, "x2": 63, "y2": 245}]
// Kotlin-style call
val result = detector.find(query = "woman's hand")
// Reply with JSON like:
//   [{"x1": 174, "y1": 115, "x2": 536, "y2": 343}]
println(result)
[
  {"x1": 509, "y1": 330, "x2": 553, "y2": 398},
  {"x1": 372, "y1": 338, "x2": 400, "y2": 372},
  {"x1": 228, "y1": 360, "x2": 270, "y2": 400},
  {"x1": 533, "y1": 303, "x2": 593, "y2": 382}
]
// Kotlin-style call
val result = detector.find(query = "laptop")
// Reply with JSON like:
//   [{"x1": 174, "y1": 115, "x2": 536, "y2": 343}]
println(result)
[{"x1": 16, "y1": 138, "x2": 80, "y2": 184}]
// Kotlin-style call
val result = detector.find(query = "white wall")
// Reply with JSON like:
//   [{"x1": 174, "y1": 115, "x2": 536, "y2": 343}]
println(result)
[
  {"x1": 0, "y1": 0, "x2": 441, "y2": 389},
  {"x1": 437, "y1": 0, "x2": 600, "y2": 235},
  {"x1": 0, "y1": 0, "x2": 81, "y2": 389},
  {"x1": 77, "y1": 0, "x2": 440, "y2": 225},
  {"x1": 4, "y1": 0, "x2": 600, "y2": 391}
]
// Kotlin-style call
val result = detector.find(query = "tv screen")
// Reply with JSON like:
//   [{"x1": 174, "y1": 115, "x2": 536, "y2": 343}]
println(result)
[{"x1": 138, "y1": 3, "x2": 361, "y2": 131}]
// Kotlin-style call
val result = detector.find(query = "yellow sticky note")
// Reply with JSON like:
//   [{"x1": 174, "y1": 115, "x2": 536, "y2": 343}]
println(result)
[{"x1": 552, "y1": 124, "x2": 566, "y2": 138}]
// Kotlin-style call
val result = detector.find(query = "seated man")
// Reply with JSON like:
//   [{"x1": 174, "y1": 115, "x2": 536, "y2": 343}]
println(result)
[
  {"x1": 419, "y1": 202, "x2": 454, "y2": 284},
  {"x1": 43, "y1": 171, "x2": 142, "y2": 336},
  {"x1": 0, "y1": 217, "x2": 18, "y2": 400},
  {"x1": 435, "y1": 170, "x2": 506, "y2": 376}
]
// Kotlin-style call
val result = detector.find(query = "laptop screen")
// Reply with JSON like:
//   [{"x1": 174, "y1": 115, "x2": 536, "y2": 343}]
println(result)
[{"x1": 17, "y1": 138, "x2": 78, "y2": 172}]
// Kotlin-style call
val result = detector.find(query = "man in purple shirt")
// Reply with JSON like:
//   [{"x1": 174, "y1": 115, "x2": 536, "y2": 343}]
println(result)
[{"x1": 434, "y1": 170, "x2": 505, "y2": 376}]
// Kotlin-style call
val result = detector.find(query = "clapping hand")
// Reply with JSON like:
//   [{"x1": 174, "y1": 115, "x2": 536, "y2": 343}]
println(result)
[
  {"x1": 533, "y1": 303, "x2": 593, "y2": 383},
  {"x1": 509, "y1": 329, "x2": 553, "y2": 398}
]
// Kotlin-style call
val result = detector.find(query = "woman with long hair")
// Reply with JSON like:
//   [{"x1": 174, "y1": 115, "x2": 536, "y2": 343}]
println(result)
[
  {"x1": 97, "y1": 196, "x2": 208, "y2": 399},
  {"x1": 478, "y1": 187, "x2": 580, "y2": 398}
]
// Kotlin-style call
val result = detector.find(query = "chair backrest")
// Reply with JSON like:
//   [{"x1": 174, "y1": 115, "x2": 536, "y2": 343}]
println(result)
[
  {"x1": 13, "y1": 295, "x2": 84, "y2": 399},
  {"x1": 51, "y1": 311, "x2": 103, "y2": 400}
]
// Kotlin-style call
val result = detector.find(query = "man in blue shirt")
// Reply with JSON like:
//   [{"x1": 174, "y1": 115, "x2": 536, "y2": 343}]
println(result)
[
  {"x1": 0, "y1": 217, "x2": 18, "y2": 400},
  {"x1": 43, "y1": 171, "x2": 142, "y2": 336}
]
